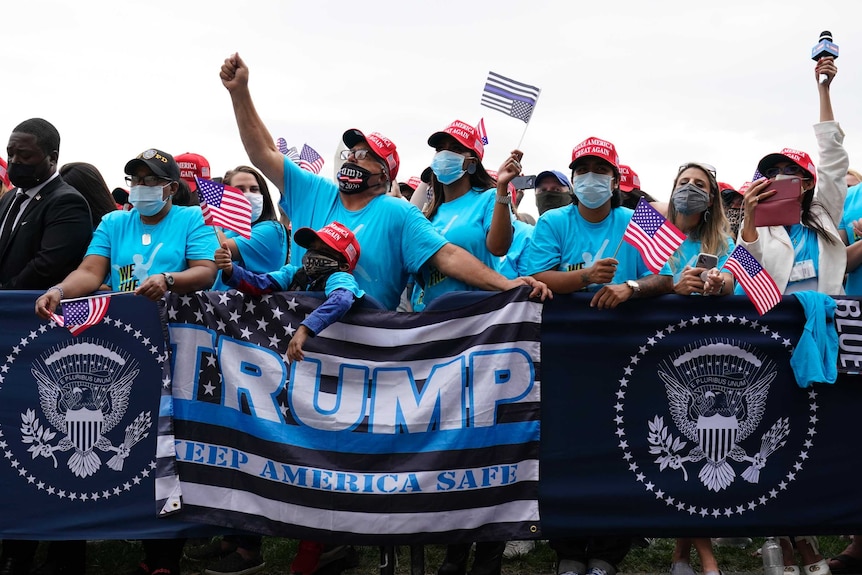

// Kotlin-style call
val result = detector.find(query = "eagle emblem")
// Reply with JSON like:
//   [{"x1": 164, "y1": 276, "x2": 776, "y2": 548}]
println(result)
[
  {"x1": 22, "y1": 341, "x2": 151, "y2": 478},
  {"x1": 651, "y1": 341, "x2": 790, "y2": 491}
]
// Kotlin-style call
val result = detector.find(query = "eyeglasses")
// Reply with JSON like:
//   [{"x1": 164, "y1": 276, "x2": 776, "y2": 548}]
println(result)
[
  {"x1": 764, "y1": 165, "x2": 807, "y2": 179},
  {"x1": 678, "y1": 162, "x2": 717, "y2": 179},
  {"x1": 340, "y1": 149, "x2": 373, "y2": 161},
  {"x1": 125, "y1": 175, "x2": 170, "y2": 187}
]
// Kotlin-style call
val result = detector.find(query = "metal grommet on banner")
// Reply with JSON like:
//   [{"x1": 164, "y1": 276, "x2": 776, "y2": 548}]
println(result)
[{"x1": 529, "y1": 524, "x2": 538, "y2": 533}]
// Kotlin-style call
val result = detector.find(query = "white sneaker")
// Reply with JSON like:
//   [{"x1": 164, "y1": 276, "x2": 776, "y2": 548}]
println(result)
[
  {"x1": 503, "y1": 540, "x2": 536, "y2": 559},
  {"x1": 587, "y1": 567, "x2": 609, "y2": 575}
]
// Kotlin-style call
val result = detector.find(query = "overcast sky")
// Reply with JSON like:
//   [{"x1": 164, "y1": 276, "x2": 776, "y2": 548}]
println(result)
[{"x1": 5, "y1": 0, "x2": 860, "y2": 218}]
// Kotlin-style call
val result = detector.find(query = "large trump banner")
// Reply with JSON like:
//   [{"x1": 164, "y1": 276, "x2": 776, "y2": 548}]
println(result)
[{"x1": 157, "y1": 288, "x2": 543, "y2": 545}]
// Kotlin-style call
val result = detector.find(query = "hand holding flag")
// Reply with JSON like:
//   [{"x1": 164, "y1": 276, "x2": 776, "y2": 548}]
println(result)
[
  {"x1": 49, "y1": 295, "x2": 111, "y2": 336},
  {"x1": 196, "y1": 177, "x2": 253, "y2": 239},
  {"x1": 622, "y1": 198, "x2": 687, "y2": 273},
  {"x1": 724, "y1": 244, "x2": 782, "y2": 315}
]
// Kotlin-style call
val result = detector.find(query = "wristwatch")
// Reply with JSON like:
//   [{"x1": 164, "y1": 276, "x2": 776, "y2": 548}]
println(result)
[
  {"x1": 495, "y1": 194, "x2": 512, "y2": 205},
  {"x1": 625, "y1": 279, "x2": 640, "y2": 294},
  {"x1": 162, "y1": 272, "x2": 175, "y2": 287}
]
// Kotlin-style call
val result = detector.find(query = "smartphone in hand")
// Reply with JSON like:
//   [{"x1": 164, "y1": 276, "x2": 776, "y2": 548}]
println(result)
[{"x1": 695, "y1": 253, "x2": 718, "y2": 282}]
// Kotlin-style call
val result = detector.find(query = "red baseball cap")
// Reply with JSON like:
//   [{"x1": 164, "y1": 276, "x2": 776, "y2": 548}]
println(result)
[
  {"x1": 570, "y1": 137, "x2": 620, "y2": 172},
  {"x1": 0, "y1": 157, "x2": 9, "y2": 188},
  {"x1": 618, "y1": 165, "x2": 641, "y2": 192},
  {"x1": 294, "y1": 221, "x2": 361, "y2": 273},
  {"x1": 738, "y1": 181, "x2": 753, "y2": 195},
  {"x1": 427, "y1": 120, "x2": 485, "y2": 160},
  {"x1": 175, "y1": 152, "x2": 211, "y2": 192},
  {"x1": 757, "y1": 148, "x2": 817, "y2": 186},
  {"x1": 342, "y1": 129, "x2": 400, "y2": 181},
  {"x1": 406, "y1": 176, "x2": 422, "y2": 190}
]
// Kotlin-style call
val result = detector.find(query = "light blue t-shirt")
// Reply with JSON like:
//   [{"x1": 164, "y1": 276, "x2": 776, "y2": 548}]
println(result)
[
  {"x1": 498, "y1": 219, "x2": 534, "y2": 280},
  {"x1": 213, "y1": 219, "x2": 289, "y2": 291},
  {"x1": 520, "y1": 204, "x2": 651, "y2": 288},
  {"x1": 86, "y1": 206, "x2": 218, "y2": 292},
  {"x1": 660, "y1": 236, "x2": 735, "y2": 286},
  {"x1": 840, "y1": 182, "x2": 862, "y2": 294},
  {"x1": 279, "y1": 158, "x2": 448, "y2": 310},
  {"x1": 420, "y1": 188, "x2": 508, "y2": 304}
]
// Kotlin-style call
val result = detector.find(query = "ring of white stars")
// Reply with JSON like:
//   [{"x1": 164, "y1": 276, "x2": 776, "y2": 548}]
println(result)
[
  {"x1": 616, "y1": 313, "x2": 817, "y2": 517},
  {"x1": 0, "y1": 315, "x2": 162, "y2": 502}
]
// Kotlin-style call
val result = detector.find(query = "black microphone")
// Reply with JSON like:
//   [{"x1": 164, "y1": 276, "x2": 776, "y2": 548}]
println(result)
[{"x1": 811, "y1": 31, "x2": 839, "y2": 84}]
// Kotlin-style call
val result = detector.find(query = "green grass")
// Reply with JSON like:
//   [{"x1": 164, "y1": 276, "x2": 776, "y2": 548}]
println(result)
[{"x1": 51, "y1": 536, "x2": 850, "y2": 574}]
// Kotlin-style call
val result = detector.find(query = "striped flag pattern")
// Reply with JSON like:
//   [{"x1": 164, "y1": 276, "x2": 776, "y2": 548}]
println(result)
[
  {"x1": 724, "y1": 244, "x2": 782, "y2": 315},
  {"x1": 477, "y1": 118, "x2": 489, "y2": 145},
  {"x1": 298, "y1": 144, "x2": 325, "y2": 174},
  {"x1": 481, "y1": 71, "x2": 541, "y2": 123},
  {"x1": 623, "y1": 198, "x2": 687, "y2": 273},
  {"x1": 276, "y1": 137, "x2": 301, "y2": 164},
  {"x1": 157, "y1": 288, "x2": 542, "y2": 543},
  {"x1": 195, "y1": 177, "x2": 253, "y2": 239},
  {"x1": 49, "y1": 295, "x2": 111, "y2": 336}
]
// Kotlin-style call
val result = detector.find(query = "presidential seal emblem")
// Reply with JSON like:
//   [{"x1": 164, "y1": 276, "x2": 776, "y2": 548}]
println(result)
[
  {"x1": 615, "y1": 314, "x2": 818, "y2": 517},
  {"x1": 25, "y1": 341, "x2": 149, "y2": 478}
]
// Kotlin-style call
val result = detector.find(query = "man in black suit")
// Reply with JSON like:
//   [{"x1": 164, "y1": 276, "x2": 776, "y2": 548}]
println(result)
[
  {"x1": 0, "y1": 118, "x2": 92, "y2": 574},
  {"x1": 0, "y1": 118, "x2": 92, "y2": 291}
]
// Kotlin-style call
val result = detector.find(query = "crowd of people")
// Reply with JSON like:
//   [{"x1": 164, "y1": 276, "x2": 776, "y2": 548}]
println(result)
[{"x1": 0, "y1": 49, "x2": 858, "y2": 575}]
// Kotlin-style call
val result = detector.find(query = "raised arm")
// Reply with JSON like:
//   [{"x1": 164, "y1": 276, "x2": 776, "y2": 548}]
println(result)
[{"x1": 220, "y1": 53, "x2": 285, "y2": 192}]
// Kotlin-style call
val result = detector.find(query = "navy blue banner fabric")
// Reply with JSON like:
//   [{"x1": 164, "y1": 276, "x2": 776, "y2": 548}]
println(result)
[
  {"x1": 0, "y1": 292, "x2": 221, "y2": 540},
  {"x1": 540, "y1": 294, "x2": 862, "y2": 537}
]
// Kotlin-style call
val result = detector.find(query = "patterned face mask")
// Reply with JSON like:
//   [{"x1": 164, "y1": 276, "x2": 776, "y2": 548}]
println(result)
[{"x1": 301, "y1": 250, "x2": 342, "y2": 279}]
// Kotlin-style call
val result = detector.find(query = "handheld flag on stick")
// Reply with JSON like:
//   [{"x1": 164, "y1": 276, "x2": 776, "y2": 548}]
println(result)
[
  {"x1": 622, "y1": 198, "x2": 687, "y2": 273},
  {"x1": 196, "y1": 177, "x2": 253, "y2": 239},
  {"x1": 477, "y1": 118, "x2": 489, "y2": 146},
  {"x1": 481, "y1": 71, "x2": 541, "y2": 124},
  {"x1": 276, "y1": 138, "x2": 300, "y2": 163},
  {"x1": 50, "y1": 295, "x2": 110, "y2": 336},
  {"x1": 724, "y1": 245, "x2": 782, "y2": 315},
  {"x1": 298, "y1": 144, "x2": 325, "y2": 174}
]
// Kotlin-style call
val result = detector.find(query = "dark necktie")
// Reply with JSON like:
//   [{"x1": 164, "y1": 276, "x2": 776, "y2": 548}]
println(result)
[{"x1": 0, "y1": 192, "x2": 28, "y2": 258}]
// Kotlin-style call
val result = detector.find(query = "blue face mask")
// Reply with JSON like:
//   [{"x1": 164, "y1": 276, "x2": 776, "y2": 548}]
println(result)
[
  {"x1": 129, "y1": 184, "x2": 169, "y2": 217},
  {"x1": 430, "y1": 150, "x2": 467, "y2": 185},
  {"x1": 573, "y1": 172, "x2": 613, "y2": 209}
]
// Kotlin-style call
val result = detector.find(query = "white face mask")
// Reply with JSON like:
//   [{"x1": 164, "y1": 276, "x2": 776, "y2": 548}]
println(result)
[
  {"x1": 244, "y1": 193, "x2": 265, "y2": 222},
  {"x1": 129, "y1": 184, "x2": 169, "y2": 216}
]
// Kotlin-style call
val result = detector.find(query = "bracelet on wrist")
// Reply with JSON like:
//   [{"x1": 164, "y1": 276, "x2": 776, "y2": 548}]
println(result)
[{"x1": 47, "y1": 285, "x2": 64, "y2": 300}]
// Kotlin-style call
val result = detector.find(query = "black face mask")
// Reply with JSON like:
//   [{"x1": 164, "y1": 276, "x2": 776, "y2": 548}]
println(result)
[
  {"x1": 8, "y1": 155, "x2": 51, "y2": 189},
  {"x1": 301, "y1": 250, "x2": 342, "y2": 279},
  {"x1": 536, "y1": 191, "x2": 573, "y2": 215},
  {"x1": 337, "y1": 162, "x2": 386, "y2": 195}
]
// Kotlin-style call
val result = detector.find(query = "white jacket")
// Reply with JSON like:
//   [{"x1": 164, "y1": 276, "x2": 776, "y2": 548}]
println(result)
[{"x1": 737, "y1": 121, "x2": 848, "y2": 295}]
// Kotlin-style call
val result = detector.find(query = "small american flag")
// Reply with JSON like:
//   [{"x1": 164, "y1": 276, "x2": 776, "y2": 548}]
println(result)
[
  {"x1": 477, "y1": 118, "x2": 489, "y2": 145},
  {"x1": 195, "y1": 177, "x2": 253, "y2": 239},
  {"x1": 724, "y1": 245, "x2": 782, "y2": 315},
  {"x1": 623, "y1": 198, "x2": 687, "y2": 273},
  {"x1": 277, "y1": 138, "x2": 300, "y2": 163},
  {"x1": 50, "y1": 295, "x2": 110, "y2": 336},
  {"x1": 481, "y1": 71, "x2": 541, "y2": 123},
  {"x1": 298, "y1": 144, "x2": 325, "y2": 174}
]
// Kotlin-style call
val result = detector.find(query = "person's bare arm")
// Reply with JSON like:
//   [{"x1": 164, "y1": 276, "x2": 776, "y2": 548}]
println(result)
[{"x1": 220, "y1": 53, "x2": 285, "y2": 193}]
